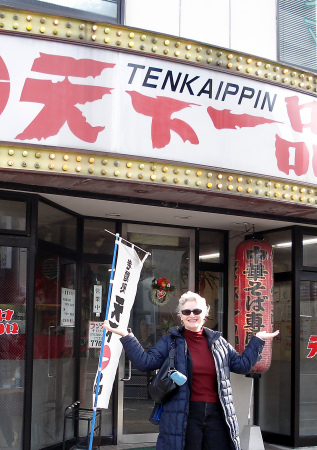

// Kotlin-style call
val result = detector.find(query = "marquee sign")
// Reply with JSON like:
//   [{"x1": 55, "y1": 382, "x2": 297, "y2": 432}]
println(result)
[{"x1": 1, "y1": 34, "x2": 317, "y2": 185}]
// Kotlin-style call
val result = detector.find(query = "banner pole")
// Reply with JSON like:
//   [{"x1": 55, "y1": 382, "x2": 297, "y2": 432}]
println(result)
[{"x1": 88, "y1": 233, "x2": 120, "y2": 450}]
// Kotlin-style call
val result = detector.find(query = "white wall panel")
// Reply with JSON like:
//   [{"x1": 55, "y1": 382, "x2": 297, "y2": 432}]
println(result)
[
  {"x1": 231, "y1": 0, "x2": 277, "y2": 60},
  {"x1": 180, "y1": 0, "x2": 230, "y2": 48},
  {"x1": 124, "y1": 0, "x2": 277, "y2": 62},
  {"x1": 124, "y1": 0, "x2": 181, "y2": 36}
]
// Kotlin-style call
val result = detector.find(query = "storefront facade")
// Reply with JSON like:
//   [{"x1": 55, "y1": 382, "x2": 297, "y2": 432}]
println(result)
[{"x1": 0, "y1": 1, "x2": 317, "y2": 449}]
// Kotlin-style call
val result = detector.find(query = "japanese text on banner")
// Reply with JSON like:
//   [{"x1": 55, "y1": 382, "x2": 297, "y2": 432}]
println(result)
[{"x1": 93, "y1": 240, "x2": 147, "y2": 409}]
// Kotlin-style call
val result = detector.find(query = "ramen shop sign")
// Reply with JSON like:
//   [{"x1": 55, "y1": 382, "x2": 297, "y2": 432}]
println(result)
[
  {"x1": 1, "y1": 34, "x2": 317, "y2": 184},
  {"x1": 234, "y1": 238, "x2": 274, "y2": 373}
]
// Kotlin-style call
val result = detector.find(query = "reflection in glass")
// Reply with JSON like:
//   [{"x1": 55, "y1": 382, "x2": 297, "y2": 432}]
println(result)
[
  {"x1": 0, "y1": 247, "x2": 27, "y2": 450},
  {"x1": 35, "y1": 0, "x2": 118, "y2": 18},
  {"x1": 0, "y1": 199, "x2": 26, "y2": 231},
  {"x1": 38, "y1": 202, "x2": 77, "y2": 250},
  {"x1": 83, "y1": 219, "x2": 116, "y2": 255},
  {"x1": 299, "y1": 280, "x2": 317, "y2": 436},
  {"x1": 264, "y1": 230, "x2": 292, "y2": 273},
  {"x1": 257, "y1": 280, "x2": 291, "y2": 435},
  {"x1": 303, "y1": 235, "x2": 317, "y2": 267},
  {"x1": 199, "y1": 271, "x2": 223, "y2": 333},
  {"x1": 199, "y1": 230, "x2": 224, "y2": 264}
]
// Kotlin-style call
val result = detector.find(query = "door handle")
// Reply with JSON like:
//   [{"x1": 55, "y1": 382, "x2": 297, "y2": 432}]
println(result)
[
  {"x1": 121, "y1": 355, "x2": 131, "y2": 381},
  {"x1": 121, "y1": 329, "x2": 132, "y2": 381},
  {"x1": 48, "y1": 325, "x2": 55, "y2": 378}
]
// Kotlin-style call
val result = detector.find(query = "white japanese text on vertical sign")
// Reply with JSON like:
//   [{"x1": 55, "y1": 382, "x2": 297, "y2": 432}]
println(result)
[{"x1": 93, "y1": 285, "x2": 102, "y2": 314}]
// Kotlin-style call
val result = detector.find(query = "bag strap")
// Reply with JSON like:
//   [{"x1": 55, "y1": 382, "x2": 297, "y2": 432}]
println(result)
[{"x1": 168, "y1": 338, "x2": 176, "y2": 371}]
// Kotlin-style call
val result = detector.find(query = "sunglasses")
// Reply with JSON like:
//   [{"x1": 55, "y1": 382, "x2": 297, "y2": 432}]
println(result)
[{"x1": 181, "y1": 309, "x2": 203, "y2": 316}]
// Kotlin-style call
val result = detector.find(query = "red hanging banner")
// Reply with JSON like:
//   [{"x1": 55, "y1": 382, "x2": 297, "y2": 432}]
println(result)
[{"x1": 234, "y1": 237, "x2": 274, "y2": 373}]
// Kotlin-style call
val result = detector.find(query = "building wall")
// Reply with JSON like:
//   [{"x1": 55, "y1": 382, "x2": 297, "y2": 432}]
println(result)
[
  {"x1": 124, "y1": 0, "x2": 277, "y2": 60},
  {"x1": 1, "y1": 2, "x2": 317, "y2": 446}
]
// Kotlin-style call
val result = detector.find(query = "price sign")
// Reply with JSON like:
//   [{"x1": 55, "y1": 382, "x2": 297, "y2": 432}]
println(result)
[{"x1": 88, "y1": 321, "x2": 104, "y2": 348}]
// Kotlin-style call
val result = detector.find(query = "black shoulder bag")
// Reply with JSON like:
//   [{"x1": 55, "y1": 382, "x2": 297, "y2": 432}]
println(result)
[{"x1": 148, "y1": 338, "x2": 177, "y2": 405}]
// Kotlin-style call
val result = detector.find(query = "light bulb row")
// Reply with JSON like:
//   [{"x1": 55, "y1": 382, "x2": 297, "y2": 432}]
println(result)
[
  {"x1": 1, "y1": 8, "x2": 316, "y2": 94},
  {"x1": 3, "y1": 146, "x2": 317, "y2": 205}
]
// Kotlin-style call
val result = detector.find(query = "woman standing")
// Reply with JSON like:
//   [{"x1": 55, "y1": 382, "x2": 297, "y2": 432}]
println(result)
[{"x1": 103, "y1": 291, "x2": 279, "y2": 450}]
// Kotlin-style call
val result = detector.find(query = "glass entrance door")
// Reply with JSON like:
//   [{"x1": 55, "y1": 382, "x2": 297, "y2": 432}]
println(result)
[
  {"x1": 118, "y1": 224, "x2": 194, "y2": 444},
  {"x1": 31, "y1": 247, "x2": 76, "y2": 449}
]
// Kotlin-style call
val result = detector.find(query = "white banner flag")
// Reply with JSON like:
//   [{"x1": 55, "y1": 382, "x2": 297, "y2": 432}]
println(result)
[{"x1": 93, "y1": 239, "x2": 147, "y2": 409}]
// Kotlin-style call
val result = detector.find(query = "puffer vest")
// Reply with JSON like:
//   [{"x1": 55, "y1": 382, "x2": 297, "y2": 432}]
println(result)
[{"x1": 121, "y1": 326, "x2": 264, "y2": 450}]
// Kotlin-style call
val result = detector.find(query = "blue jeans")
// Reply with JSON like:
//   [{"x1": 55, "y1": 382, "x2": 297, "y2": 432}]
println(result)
[{"x1": 184, "y1": 401, "x2": 232, "y2": 450}]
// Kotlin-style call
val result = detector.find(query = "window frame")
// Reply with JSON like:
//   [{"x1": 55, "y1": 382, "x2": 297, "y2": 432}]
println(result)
[
  {"x1": 277, "y1": 0, "x2": 317, "y2": 73},
  {"x1": 0, "y1": 0, "x2": 124, "y2": 24}
]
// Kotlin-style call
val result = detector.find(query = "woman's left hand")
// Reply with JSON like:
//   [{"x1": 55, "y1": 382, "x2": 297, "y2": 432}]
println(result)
[{"x1": 256, "y1": 330, "x2": 280, "y2": 340}]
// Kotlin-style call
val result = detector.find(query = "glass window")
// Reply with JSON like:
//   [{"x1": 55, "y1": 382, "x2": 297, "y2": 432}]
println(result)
[
  {"x1": 83, "y1": 219, "x2": 116, "y2": 255},
  {"x1": 278, "y1": 0, "x2": 317, "y2": 73},
  {"x1": 199, "y1": 271, "x2": 224, "y2": 333},
  {"x1": 36, "y1": 0, "x2": 118, "y2": 18},
  {"x1": 303, "y1": 235, "x2": 317, "y2": 267},
  {"x1": 264, "y1": 229, "x2": 292, "y2": 273},
  {"x1": 38, "y1": 202, "x2": 77, "y2": 250},
  {"x1": 199, "y1": 230, "x2": 224, "y2": 264},
  {"x1": 4, "y1": 0, "x2": 120, "y2": 22},
  {"x1": 257, "y1": 280, "x2": 292, "y2": 435},
  {"x1": 299, "y1": 280, "x2": 317, "y2": 436},
  {"x1": 0, "y1": 246, "x2": 27, "y2": 450},
  {"x1": 0, "y1": 199, "x2": 26, "y2": 232}
]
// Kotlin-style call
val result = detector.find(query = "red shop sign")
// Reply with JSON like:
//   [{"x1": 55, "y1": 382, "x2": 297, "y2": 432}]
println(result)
[{"x1": 234, "y1": 237, "x2": 274, "y2": 373}]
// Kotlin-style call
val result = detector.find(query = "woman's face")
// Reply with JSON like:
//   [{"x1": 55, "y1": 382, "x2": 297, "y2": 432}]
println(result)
[{"x1": 180, "y1": 299, "x2": 206, "y2": 332}]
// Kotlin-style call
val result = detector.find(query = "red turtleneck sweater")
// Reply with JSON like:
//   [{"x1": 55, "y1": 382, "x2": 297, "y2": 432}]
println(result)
[{"x1": 184, "y1": 328, "x2": 219, "y2": 403}]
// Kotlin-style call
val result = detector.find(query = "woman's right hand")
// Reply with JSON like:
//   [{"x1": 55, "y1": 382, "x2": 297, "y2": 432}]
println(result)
[{"x1": 103, "y1": 319, "x2": 129, "y2": 337}]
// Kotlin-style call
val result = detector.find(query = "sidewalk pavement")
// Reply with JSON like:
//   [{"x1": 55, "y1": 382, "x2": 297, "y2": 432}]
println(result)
[
  {"x1": 101, "y1": 444, "x2": 154, "y2": 449},
  {"x1": 101, "y1": 444, "x2": 317, "y2": 450},
  {"x1": 265, "y1": 445, "x2": 317, "y2": 450}
]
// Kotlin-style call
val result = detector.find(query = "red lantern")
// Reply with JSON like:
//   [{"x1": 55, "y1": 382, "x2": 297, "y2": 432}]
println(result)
[{"x1": 234, "y1": 236, "x2": 274, "y2": 373}]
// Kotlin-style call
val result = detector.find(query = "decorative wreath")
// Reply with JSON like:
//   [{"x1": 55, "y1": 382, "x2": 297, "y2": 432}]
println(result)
[{"x1": 151, "y1": 277, "x2": 175, "y2": 306}]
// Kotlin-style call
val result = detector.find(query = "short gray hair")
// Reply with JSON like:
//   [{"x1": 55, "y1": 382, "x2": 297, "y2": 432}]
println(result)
[{"x1": 176, "y1": 291, "x2": 210, "y2": 319}]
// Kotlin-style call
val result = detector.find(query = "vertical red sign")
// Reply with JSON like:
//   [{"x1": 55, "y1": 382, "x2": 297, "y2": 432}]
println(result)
[{"x1": 234, "y1": 238, "x2": 274, "y2": 373}]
